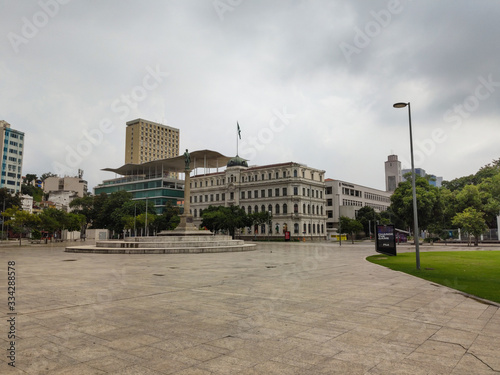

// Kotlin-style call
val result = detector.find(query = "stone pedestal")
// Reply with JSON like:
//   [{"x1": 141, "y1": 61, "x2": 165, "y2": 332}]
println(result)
[{"x1": 157, "y1": 213, "x2": 212, "y2": 236}]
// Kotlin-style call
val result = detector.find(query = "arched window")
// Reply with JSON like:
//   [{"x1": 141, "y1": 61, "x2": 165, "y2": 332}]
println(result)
[
  {"x1": 303, "y1": 204, "x2": 306, "y2": 213},
  {"x1": 283, "y1": 204, "x2": 288, "y2": 214},
  {"x1": 308, "y1": 204, "x2": 311, "y2": 214},
  {"x1": 268, "y1": 205, "x2": 272, "y2": 213},
  {"x1": 321, "y1": 206, "x2": 323, "y2": 215},
  {"x1": 293, "y1": 169, "x2": 298, "y2": 177},
  {"x1": 254, "y1": 205, "x2": 259, "y2": 213},
  {"x1": 275, "y1": 204, "x2": 280, "y2": 214},
  {"x1": 312, "y1": 205, "x2": 315, "y2": 215},
  {"x1": 261, "y1": 205, "x2": 266, "y2": 212},
  {"x1": 194, "y1": 209, "x2": 197, "y2": 218},
  {"x1": 294, "y1": 204, "x2": 298, "y2": 213},
  {"x1": 248, "y1": 206, "x2": 252, "y2": 214},
  {"x1": 294, "y1": 223, "x2": 299, "y2": 234}
]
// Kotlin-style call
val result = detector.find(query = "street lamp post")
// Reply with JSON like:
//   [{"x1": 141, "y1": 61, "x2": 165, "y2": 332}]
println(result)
[{"x1": 393, "y1": 102, "x2": 420, "y2": 270}]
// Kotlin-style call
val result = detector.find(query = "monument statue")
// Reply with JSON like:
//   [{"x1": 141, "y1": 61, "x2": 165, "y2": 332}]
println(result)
[{"x1": 183, "y1": 149, "x2": 191, "y2": 170}]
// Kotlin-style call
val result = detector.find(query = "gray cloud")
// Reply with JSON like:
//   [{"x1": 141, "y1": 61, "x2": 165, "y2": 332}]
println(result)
[{"x1": 1, "y1": 0, "x2": 499, "y2": 190}]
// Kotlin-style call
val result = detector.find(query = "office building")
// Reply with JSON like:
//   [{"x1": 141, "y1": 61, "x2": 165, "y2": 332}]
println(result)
[
  {"x1": 325, "y1": 178, "x2": 392, "y2": 239},
  {"x1": 94, "y1": 169, "x2": 184, "y2": 214},
  {"x1": 190, "y1": 157, "x2": 327, "y2": 239},
  {"x1": 125, "y1": 118, "x2": 180, "y2": 165},
  {"x1": 0, "y1": 120, "x2": 25, "y2": 194}
]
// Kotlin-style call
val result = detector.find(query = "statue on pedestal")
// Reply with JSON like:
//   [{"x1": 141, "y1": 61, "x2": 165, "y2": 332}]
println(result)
[{"x1": 183, "y1": 149, "x2": 191, "y2": 171}]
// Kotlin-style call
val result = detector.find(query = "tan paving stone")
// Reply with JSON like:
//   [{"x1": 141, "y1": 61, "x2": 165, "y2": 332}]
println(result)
[
  {"x1": 431, "y1": 327, "x2": 478, "y2": 348},
  {"x1": 1, "y1": 242, "x2": 499, "y2": 374}
]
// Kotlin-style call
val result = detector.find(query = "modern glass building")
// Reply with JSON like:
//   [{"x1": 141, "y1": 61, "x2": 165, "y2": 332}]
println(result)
[{"x1": 94, "y1": 175, "x2": 184, "y2": 214}]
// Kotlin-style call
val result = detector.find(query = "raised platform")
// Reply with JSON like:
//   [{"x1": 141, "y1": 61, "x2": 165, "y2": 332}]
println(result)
[{"x1": 65, "y1": 234, "x2": 257, "y2": 254}]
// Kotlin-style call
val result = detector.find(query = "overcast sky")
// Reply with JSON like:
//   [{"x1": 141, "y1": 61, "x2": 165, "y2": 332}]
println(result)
[{"x1": 2, "y1": 0, "x2": 499, "y2": 191}]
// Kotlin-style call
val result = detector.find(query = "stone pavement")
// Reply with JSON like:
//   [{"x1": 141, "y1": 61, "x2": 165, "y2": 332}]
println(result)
[{"x1": 0, "y1": 241, "x2": 499, "y2": 374}]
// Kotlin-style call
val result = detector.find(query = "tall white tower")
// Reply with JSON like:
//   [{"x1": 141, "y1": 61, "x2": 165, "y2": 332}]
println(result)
[{"x1": 385, "y1": 154, "x2": 401, "y2": 192}]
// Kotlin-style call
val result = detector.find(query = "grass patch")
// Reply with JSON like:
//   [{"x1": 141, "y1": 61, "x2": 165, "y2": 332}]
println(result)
[{"x1": 367, "y1": 251, "x2": 500, "y2": 304}]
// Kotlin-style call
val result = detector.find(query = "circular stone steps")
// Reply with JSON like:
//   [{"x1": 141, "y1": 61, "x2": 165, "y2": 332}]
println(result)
[{"x1": 65, "y1": 235, "x2": 257, "y2": 254}]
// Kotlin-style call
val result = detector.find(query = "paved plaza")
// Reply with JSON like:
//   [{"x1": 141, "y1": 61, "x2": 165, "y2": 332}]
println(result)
[{"x1": 0, "y1": 241, "x2": 499, "y2": 374}]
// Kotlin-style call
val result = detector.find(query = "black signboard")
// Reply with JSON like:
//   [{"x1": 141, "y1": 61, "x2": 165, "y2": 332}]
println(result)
[{"x1": 376, "y1": 224, "x2": 397, "y2": 256}]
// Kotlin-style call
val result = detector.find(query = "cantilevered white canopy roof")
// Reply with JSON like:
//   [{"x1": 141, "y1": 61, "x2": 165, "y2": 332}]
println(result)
[{"x1": 102, "y1": 149, "x2": 232, "y2": 175}]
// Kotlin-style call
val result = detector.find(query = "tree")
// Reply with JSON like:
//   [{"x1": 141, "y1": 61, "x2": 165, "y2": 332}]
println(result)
[
  {"x1": 201, "y1": 205, "x2": 250, "y2": 238},
  {"x1": 452, "y1": 207, "x2": 488, "y2": 246},
  {"x1": 23, "y1": 174, "x2": 38, "y2": 185},
  {"x1": 66, "y1": 213, "x2": 86, "y2": 240},
  {"x1": 69, "y1": 195, "x2": 95, "y2": 230},
  {"x1": 390, "y1": 176, "x2": 440, "y2": 231},
  {"x1": 40, "y1": 172, "x2": 57, "y2": 181},
  {"x1": 154, "y1": 202, "x2": 180, "y2": 232},
  {"x1": 355, "y1": 206, "x2": 380, "y2": 238},
  {"x1": 339, "y1": 216, "x2": 363, "y2": 244},
  {"x1": 21, "y1": 184, "x2": 44, "y2": 201},
  {"x1": 94, "y1": 191, "x2": 132, "y2": 232},
  {"x1": 249, "y1": 211, "x2": 271, "y2": 227},
  {"x1": 39, "y1": 208, "x2": 67, "y2": 238},
  {"x1": 2, "y1": 207, "x2": 41, "y2": 245},
  {"x1": 0, "y1": 188, "x2": 22, "y2": 211}
]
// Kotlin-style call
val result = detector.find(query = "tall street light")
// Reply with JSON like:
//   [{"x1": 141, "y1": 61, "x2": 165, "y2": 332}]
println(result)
[{"x1": 393, "y1": 102, "x2": 420, "y2": 270}]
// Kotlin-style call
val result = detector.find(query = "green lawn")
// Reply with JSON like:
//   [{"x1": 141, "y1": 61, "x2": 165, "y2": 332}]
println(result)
[{"x1": 366, "y1": 251, "x2": 500, "y2": 304}]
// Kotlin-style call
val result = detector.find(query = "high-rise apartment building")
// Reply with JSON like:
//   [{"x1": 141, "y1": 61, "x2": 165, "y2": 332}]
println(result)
[
  {"x1": 0, "y1": 120, "x2": 24, "y2": 193},
  {"x1": 125, "y1": 118, "x2": 180, "y2": 164}
]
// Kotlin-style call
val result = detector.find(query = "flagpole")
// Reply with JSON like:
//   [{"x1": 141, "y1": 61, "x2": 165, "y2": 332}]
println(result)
[{"x1": 236, "y1": 122, "x2": 239, "y2": 156}]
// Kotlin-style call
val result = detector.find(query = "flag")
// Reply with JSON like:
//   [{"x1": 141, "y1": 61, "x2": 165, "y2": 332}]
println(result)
[{"x1": 237, "y1": 122, "x2": 241, "y2": 139}]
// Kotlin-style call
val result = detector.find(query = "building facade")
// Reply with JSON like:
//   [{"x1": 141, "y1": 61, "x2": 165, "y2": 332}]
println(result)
[
  {"x1": 94, "y1": 175, "x2": 184, "y2": 214},
  {"x1": 0, "y1": 120, "x2": 25, "y2": 193},
  {"x1": 325, "y1": 178, "x2": 392, "y2": 238},
  {"x1": 125, "y1": 118, "x2": 180, "y2": 165},
  {"x1": 21, "y1": 194, "x2": 33, "y2": 213},
  {"x1": 385, "y1": 154, "x2": 402, "y2": 192},
  {"x1": 44, "y1": 176, "x2": 88, "y2": 198},
  {"x1": 190, "y1": 159, "x2": 327, "y2": 239}
]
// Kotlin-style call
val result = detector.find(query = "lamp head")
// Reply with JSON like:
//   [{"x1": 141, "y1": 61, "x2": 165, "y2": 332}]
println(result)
[{"x1": 393, "y1": 102, "x2": 408, "y2": 108}]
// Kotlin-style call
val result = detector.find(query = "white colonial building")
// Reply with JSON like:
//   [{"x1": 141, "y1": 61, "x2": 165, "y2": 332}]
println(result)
[{"x1": 190, "y1": 157, "x2": 327, "y2": 239}]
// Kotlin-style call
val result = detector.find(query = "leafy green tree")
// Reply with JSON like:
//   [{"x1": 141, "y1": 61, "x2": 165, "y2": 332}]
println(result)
[
  {"x1": 339, "y1": 216, "x2": 363, "y2": 244},
  {"x1": 390, "y1": 176, "x2": 440, "y2": 231},
  {"x1": 69, "y1": 195, "x2": 95, "y2": 230},
  {"x1": 0, "y1": 188, "x2": 21, "y2": 211},
  {"x1": 249, "y1": 211, "x2": 271, "y2": 226},
  {"x1": 201, "y1": 205, "x2": 250, "y2": 238},
  {"x1": 452, "y1": 207, "x2": 488, "y2": 246},
  {"x1": 21, "y1": 184, "x2": 44, "y2": 201},
  {"x1": 66, "y1": 212, "x2": 86, "y2": 239},
  {"x1": 135, "y1": 213, "x2": 157, "y2": 236},
  {"x1": 94, "y1": 191, "x2": 132, "y2": 231},
  {"x1": 153, "y1": 202, "x2": 180, "y2": 232},
  {"x1": 355, "y1": 206, "x2": 380, "y2": 237},
  {"x1": 23, "y1": 174, "x2": 38, "y2": 185},
  {"x1": 39, "y1": 208, "x2": 67, "y2": 238},
  {"x1": 2, "y1": 207, "x2": 41, "y2": 245}
]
